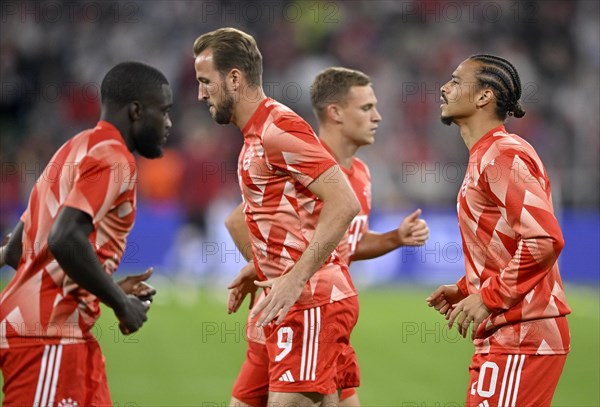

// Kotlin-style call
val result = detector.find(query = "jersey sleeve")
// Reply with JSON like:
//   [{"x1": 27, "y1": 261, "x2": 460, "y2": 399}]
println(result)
[
  {"x1": 363, "y1": 161, "x2": 372, "y2": 217},
  {"x1": 478, "y1": 151, "x2": 564, "y2": 312},
  {"x1": 62, "y1": 144, "x2": 135, "y2": 223},
  {"x1": 456, "y1": 275, "x2": 469, "y2": 297},
  {"x1": 262, "y1": 119, "x2": 337, "y2": 188}
]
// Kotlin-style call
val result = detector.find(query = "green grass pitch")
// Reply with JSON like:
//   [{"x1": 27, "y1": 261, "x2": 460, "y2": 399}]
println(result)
[{"x1": 1, "y1": 284, "x2": 598, "y2": 406}]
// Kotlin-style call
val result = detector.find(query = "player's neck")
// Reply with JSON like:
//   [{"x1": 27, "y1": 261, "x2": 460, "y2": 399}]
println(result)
[
  {"x1": 99, "y1": 109, "x2": 134, "y2": 152},
  {"x1": 457, "y1": 117, "x2": 504, "y2": 150},
  {"x1": 319, "y1": 129, "x2": 358, "y2": 169},
  {"x1": 231, "y1": 87, "x2": 267, "y2": 130}
]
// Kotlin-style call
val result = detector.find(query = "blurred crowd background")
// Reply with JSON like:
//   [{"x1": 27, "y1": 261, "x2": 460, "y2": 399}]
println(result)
[{"x1": 1, "y1": 0, "x2": 598, "y2": 283}]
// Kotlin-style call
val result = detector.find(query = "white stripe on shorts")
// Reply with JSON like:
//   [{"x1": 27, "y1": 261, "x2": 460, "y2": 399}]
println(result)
[
  {"x1": 48, "y1": 344, "x2": 63, "y2": 406},
  {"x1": 300, "y1": 309, "x2": 309, "y2": 380},
  {"x1": 498, "y1": 354, "x2": 526, "y2": 407},
  {"x1": 311, "y1": 307, "x2": 321, "y2": 381},
  {"x1": 33, "y1": 345, "x2": 50, "y2": 406},
  {"x1": 32, "y1": 344, "x2": 63, "y2": 407},
  {"x1": 510, "y1": 355, "x2": 526, "y2": 407},
  {"x1": 299, "y1": 306, "x2": 321, "y2": 381}
]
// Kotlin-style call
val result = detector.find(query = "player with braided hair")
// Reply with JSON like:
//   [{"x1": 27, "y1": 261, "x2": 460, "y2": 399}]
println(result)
[
  {"x1": 469, "y1": 54, "x2": 526, "y2": 119},
  {"x1": 428, "y1": 55, "x2": 570, "y2": 407}
]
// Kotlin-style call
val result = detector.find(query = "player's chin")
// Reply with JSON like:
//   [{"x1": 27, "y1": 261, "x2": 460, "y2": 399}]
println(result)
[
  {"x1": 139, "y1": 145, "x2": 164, "y2": 159},
  {"x1": 440, "y1": 114, "x2": 453, "y2": 126},
  {"x1": 362, "y1": 135, "x2": 375, "y2": 145}
]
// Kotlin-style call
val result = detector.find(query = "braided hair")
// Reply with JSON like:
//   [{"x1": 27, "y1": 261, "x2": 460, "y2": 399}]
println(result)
[{"x1": 469, "y1": 54, "x2": 526, "y2": 120}]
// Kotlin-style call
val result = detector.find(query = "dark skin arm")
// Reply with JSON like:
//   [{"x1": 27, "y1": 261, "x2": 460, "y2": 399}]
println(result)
[
  {"x1": 1, "y1": 221, "x2": 156, "y2": 302},
  {"x1": 47, "y1": 206, "x2": 149, "y2": 334},
  {"x1": 2, "y1": 221, "x2": 23, "y2": 269}
]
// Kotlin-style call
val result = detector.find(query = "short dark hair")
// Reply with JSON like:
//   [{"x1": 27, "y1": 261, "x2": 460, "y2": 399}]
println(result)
[
  {"x1": 100, "y1": 62, "x2": 169, "y2": 107},
  {"x1": 310, "y1": 67, "x2": 372, "y2": 122},
  {"x1": 469, "y1": 54, "x2": 526, "y2": 120},
  {"x1": 193, "y1": 27, "x2": 263, "y2": 87}
]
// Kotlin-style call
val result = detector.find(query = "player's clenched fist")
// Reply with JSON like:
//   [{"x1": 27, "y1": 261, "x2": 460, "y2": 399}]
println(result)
[{"x1": 115, "y1": 295, "x2": 150, "y2": 335}]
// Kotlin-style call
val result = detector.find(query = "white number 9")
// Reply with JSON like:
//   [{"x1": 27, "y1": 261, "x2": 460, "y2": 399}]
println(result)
[{"x1": 275, "y1": 327, "x2": 293, "y2": 362}]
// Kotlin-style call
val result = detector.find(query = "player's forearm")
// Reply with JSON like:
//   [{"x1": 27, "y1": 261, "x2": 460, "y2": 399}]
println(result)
[
  {"x1": 293, "y1": 197, "x2": 359, "y2": 283},
  {"x1": 3, "y1": 221, "x2": 24, "y2": 269},
  {"x1": 48, "y1": 220, "x2": 128, "y2": 313},
  {"x1": 480, "y1": 234, "x2": 564, "y2": 312},
  {"x1": 224, "y1": 203, "x2": 253, "y2": 262},
  {"x1": 351, "y1": 230, "x2": 401, "y2": 261}
]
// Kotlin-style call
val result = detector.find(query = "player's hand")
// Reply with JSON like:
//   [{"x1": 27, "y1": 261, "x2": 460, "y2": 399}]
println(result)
[
  {"x1": 426, "y1": 284, "x2": 466, "y2": 317},
  {"x1": 397, "y1": 209, "x2": 429, "y2": 246},
  {"x1": 227, "y1": 262, "x2": 259, "y2": 314},
  {"x1": 117, "y1": 267, "x2": 157, "y2": 303},
  {"x1": 251, "y1": 272, "x2": 305, "y2": 326},
  {"x1": 447, "y1": 293, "x2": 491, "y2": 340},
  {"x1": 114, "y1": 294, "x2": 150, "y2": 335}
]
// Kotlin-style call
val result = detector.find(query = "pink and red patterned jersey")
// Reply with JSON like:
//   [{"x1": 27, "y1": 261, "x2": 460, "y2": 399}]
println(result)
[
  {"x1": 456, "y1": 124, "x2": 570, "y2": 355},
  {"x1": 0, "y1": 121, "x2": 137, "y2": 348},
  {"x1": 339, "y1": 157, "x2": 371, "y2": 265},
  {"x1": 320, "y1": 143, "x2": 372, "y2": 265},
  {"x1": 238, "y1": 98, "x2": 357, "y2": 311},
  {"x1": 246, "y1": 150, "x2": 371, "y2": 344}
]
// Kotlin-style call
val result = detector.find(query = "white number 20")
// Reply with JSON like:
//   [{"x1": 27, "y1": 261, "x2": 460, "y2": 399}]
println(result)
[{"x1": 275, "y1": 327, "x2": 293, "y2": 362}]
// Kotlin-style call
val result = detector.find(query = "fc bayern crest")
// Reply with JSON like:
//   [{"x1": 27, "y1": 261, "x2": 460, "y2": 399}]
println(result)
[{"x1": 58, "y1": 398, "x2": 79, "y2": 407}]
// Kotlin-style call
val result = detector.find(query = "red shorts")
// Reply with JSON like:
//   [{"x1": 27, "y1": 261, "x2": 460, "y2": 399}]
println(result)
[
  {"x1": 0, "y1": 338, "x2": 111, "y2": 407},
  {"x1": 340, "y1": 388, "x2": 357, "y2": 400},
  {"x1": 262, "y1": 296, "x2": 360, "y2": 395},
  {"x1": 232, "y1": 340, "x2": 360, "y2": 405},
  {"x1": 467, "y1": 353, "x2": 567, "y2": 407},
  {"x1": 232, "y1": 341, "x2": 270, "y2": 407}
]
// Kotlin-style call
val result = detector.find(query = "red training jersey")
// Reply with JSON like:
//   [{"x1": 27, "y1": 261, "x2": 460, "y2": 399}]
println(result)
[
  {"x1": 320, "y1": 142, "x2": 372, "y2": 265},
  {"x1": 456, "y1": 125, "x2": 570, "y2": 355},
  {"x1": 0, "y1": 121, "x2": 137, "y2": 348},
  {"x1": 246, "y1": 149, "x2": 372, "y2": 344},
  {"x1": 238, "y1": 98, "x2": 357, "y2": 311}
]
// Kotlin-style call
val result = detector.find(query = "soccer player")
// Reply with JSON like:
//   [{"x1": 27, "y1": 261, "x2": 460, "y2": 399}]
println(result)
[
  {"x1": 226, "y1": 67, "x2": 430, "y2": 407},
  {"x1": 193, "y1": 28, "x2": 361, "y2": 406},
  {"x1": 426, "y1": 55, "x2": 571, "y2": 407},
  {"x1": 0, "y1": 62, "x2": 172, "y2": 406}
]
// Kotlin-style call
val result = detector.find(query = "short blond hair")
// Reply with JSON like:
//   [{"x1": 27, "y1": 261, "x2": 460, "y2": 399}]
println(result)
[
  {"x1": 310, "y1": 67, "x2": 371, "y2": 122},
  {"x1": 193, "y1": 27, "x2": 263, "y2": 87}
]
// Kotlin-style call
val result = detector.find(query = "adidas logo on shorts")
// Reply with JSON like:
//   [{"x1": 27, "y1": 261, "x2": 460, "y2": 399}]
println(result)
[{"x1": 278, "y1": 370, "x2": 295, "y2": 382}]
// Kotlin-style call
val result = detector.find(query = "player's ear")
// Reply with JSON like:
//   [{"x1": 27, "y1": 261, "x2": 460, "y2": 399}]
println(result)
[
  {"x1": 476, "y1": 88, "x2": 494, "y2": 109},
  {"x1": 128, "y1": 101, "x2": 142, "y2": 121},
  {"x1": 327, "y1": 104, "x2": 343, "y2": 123},
  {"x1": 229, "y1": 69, "x2": 241, "y2": 92}
]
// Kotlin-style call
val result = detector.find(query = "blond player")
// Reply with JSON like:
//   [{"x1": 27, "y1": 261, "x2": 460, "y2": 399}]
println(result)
[
  {"x1": 194, "y1": 28, "x2": 361, "y2": 406},
  {"x1": 226, "y1": 67, "x2": 429, "y2": 407}
]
